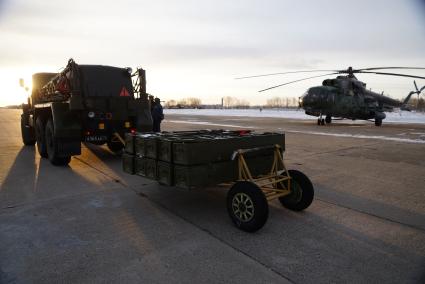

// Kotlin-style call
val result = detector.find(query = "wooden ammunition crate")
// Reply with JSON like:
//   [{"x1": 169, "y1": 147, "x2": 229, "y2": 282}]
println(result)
[
  {"x1": 122, "y1": 153, "x2": 135, "y2": 174},
  {"x1": 124, "y1": 133, "x2": 136, "y2": 154},
  {"x1": 144, "y1": 137, "x2": 158, "y2": 159},
  {"x1": 135, "y1": 133, "x2": 159, "y2": 157},
  {"x1": 134, "y1": 156, "x2": 157, "y2": 179},
  {"x1": 157, "y1": 138, "x2": 175, "y2": 162},
  {"x1": 157, "y1": 161, "x2": 174, "y2": 185},
  {"x1": 172, "y1": 133, "x2": 284, "y2": 165},
  {"x1": 157, "y1": 137, "x2": 206, "y2": 162},
  {"x1": 173, "y1": 153, "x2": 274, "y2": 189},
  {"x1": 174, "y1": 164, "x2": 211, "y2": 189}
]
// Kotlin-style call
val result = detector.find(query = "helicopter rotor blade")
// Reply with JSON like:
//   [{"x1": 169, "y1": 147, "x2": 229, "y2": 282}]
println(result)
[
  {"x1": 258, "y1": 72, "x2": 339, "y2": 92},
  {"x1": 235, "y1": 69, "x2": 337, "y2": 80},
  {"x1": 356, "y1": 71, "x2": 425, "y2": 80},
  {"x1": 414, "y1": 80, "x2": 419, "y2": 92},
  {"x1": 237, "y1": 67, "x2": 425, "y2": 79},
  {"x1": 356, "y1": 67, "x2": 425, "y2": 72}
]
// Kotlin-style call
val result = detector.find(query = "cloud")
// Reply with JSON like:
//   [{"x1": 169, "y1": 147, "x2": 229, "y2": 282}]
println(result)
[{"x1": 0, "y1": 0, "x2": 425, "y2": 106}]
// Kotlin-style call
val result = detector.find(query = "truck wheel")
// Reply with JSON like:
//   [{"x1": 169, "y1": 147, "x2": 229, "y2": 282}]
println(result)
[
  {"x1": 278, "y1": 170, "x2": 314, "y2": 211},
  {"x1": 45, "y1": 118, "x2": 71, "y2": 166},
  {"x1": 21, "y1": 114, "x2": 35, "y2": 145},
  {"x1": 107, "y1": 141, "x2": 124, "y2": 154},
  {"x1": 35, "y1": 117, "x2": 48, "y2": 158},
  {"x1": 227, "y1": 181, "x2": 269, "y2": 232}
]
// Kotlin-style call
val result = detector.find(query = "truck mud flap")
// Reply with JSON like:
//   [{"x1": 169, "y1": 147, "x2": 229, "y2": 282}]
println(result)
[
  {"x1": 51, "y1": 102, "x2": 81, "y2": 156},
  {"x1": 51, "y1": 102, "x2": 81, "y2": 139},
  {"x1": 57, "y1": 138, "x2": 81, "y2": 156}
]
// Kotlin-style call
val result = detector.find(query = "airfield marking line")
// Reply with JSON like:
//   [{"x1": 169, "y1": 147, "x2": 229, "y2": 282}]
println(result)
[
  {"x1": 165, "y1": 120, "x2": 257, "y2": 129},
  {"x1": 285, "y1": 142, "x2": 382, "y2": 160},
  {"x1": 286, "y1": 130, "x2": 425, "y2": 144}
]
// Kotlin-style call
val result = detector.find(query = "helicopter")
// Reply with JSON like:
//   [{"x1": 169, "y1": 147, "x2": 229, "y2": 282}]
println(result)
[{"x1": 237, "y1": 67, "x2": 425, "y2": 126}]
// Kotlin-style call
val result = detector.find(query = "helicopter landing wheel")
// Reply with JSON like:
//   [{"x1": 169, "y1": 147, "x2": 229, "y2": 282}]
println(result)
[
  {"x1": 325, "y1": 115, "x2": 332, "y2": 124},
  {"x1": 317, "y1": 118, "x2": 325, "y2": 125},
  {"x1": 375, "y1": 118, "x2": 382, "y2": 126}
]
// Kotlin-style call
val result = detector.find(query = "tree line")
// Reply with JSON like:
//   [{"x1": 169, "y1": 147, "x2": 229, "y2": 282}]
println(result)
[
  {"x1": 164, "y1": 96, "x2": 425, "y2": 111},
  {"x1": 165, "y1": 96, "x2": 302, "y2": 109}
]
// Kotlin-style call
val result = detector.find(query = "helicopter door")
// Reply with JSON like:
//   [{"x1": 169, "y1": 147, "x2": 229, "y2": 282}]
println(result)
[
  {"x1": 340, "y1": 92, "x2": 354, "y2": 118},
  {"x1": 326, "y1": 92, "x2": 335, "y2": 112}
]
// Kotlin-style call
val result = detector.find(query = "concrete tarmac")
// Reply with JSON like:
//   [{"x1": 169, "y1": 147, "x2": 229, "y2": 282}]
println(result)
[{"x1": 1, "y1": 108, "x2": 424, "y2": 283}]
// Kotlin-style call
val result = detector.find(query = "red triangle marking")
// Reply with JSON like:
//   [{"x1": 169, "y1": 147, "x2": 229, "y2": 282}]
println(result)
[{"x1": 119, "y1": 87, "x2": 130, "y2": 97}]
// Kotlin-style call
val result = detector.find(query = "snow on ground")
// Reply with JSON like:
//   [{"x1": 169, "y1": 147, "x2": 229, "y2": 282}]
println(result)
[{"x1": 164, "y1": 108, "x2": 425, "y2": 124}]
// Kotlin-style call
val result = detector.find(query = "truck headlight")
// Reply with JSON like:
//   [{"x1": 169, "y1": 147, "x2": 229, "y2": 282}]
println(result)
[{"x1": 88, "y1": 111, "x2": 95, "y2": 118}]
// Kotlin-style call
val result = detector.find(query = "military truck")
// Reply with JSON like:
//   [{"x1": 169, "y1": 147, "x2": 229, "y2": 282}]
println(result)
[{"x1": 20, "y1": 59, "x2": 152, "y2": 166}]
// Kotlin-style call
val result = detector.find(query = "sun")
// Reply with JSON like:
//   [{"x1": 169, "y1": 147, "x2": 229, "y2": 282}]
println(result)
[{"x1": 0, "y1": 66, "x2": 56, "y2": 107}]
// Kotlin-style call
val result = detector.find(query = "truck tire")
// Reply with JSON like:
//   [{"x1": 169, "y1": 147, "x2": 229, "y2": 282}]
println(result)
[
  {"x1": 35, "y1": 117, "x2": 48, "y2": 158},
  {"x1": 107, "y1": 141, "x2": 124, "y2": 154},
  {"x1": 45, "y1": 118, "x2": 71, "y2": 166},
  {"x1": 21, "y1": 114, "x2": 36, "y2": 145},
  {"x1": 278, "y1": 170, "x2": 314, "y2": 211}
]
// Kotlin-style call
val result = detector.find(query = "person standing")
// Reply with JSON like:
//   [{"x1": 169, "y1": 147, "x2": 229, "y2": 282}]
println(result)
[{"x1": 151, "y1": 97, "x2": 164, "y2": 132}]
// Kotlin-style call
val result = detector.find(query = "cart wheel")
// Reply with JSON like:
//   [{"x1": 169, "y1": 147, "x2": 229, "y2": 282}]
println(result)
[
  {"x1": 278, "y1": 170, "x2": 314, "y2": 211},
  {"x1": 227, "y1": 181, "x2": 268, "y2": 232}
]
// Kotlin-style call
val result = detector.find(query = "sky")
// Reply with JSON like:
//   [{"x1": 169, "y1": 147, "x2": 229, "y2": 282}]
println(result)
[{"x1": 0, "y1": 0, "x2": 425, "y2": 106}]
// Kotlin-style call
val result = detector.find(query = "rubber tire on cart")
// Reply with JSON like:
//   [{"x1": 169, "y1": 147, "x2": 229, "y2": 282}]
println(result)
[
  {"x1": 35, "y1": 116, "x2": 48, "y2": 158},
  {"x1": 21, "y1": 114, "x2": 36, "y2": 145},
  {"x1": 227, "y1": 181, "x2": 269, "y2": 232},
  {"x1": 278, "y1": 170, "x2": 314, "y2": 211},
  {"x1": 45, "y1": 118, "x2": 71, "y2": 166},
  {"x1": 107, "y1": 141, "x2": 124, "y2": 154}
]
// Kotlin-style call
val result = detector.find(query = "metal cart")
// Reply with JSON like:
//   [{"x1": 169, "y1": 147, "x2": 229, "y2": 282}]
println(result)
[{"x1": 222, "y1": 144, "x2": 314, "y2": 232}]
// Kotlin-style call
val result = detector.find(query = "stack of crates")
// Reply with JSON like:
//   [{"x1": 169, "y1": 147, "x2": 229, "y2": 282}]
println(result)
[{"x1": 123, "y1": 130, "x2": 285, "y2": 189}]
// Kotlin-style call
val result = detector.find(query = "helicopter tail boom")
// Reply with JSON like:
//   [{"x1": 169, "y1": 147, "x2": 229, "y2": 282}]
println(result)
[
  {"x1": 400, "y1": 81, "x2": 425, "y2": 110},
  {"x1": 402, "y1": 91, "x2": 416, "y2": 106}
]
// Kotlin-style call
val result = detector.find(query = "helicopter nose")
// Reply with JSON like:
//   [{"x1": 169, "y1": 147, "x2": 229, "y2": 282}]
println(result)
[{"x1": 300, "y1": 90, "x2": 311, "y2": 107}]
